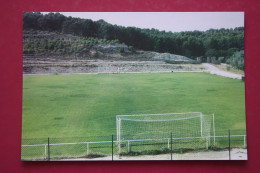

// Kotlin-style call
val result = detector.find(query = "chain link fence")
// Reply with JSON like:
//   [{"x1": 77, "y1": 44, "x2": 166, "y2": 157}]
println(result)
[{"x1": 21, "y1": 129, "x2": 247, "y2": 161}]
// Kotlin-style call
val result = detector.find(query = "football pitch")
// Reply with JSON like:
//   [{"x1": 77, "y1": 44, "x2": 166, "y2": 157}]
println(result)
[{"x1": 22, "y1": 72, "x2": 246, "y2": 140}]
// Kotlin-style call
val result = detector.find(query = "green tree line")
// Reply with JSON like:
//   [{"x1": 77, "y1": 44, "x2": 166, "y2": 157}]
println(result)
[{"x1": 23, "y1": 12, "x2": 244, "y2": 59}]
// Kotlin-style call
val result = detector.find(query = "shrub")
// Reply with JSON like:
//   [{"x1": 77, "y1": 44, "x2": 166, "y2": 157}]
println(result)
[
  {"x1": 88, "y1": 41, "x2": 94, "y2": 47},
  {"x1": 120, "y1": 46, "x2": 125, "y2": 53},
  {"x1": 226, "y1": 65, "x2": 231, "y2": 71},
  {"x1": 25, "y1": 48, "x2": 34, "y2": 54},
  {"x1": 23, "y1": 49, "x2": 28, "y2": 54},
  {"x1": 119, "y1": 148, "x2": 171, "y2": 156},
  {"x1": 129, "y1": 46, "x2": 134, "y2": 52},
  {"x1": 113, "y1": 39, "x2": 120, "y2": 44},
  {"x1": 218, "y1": 57, "x2": 225, "y2": 63},
  {"x1": 226, "y1": 50, "x2": 244, "y2": 70},
  {"x1": 85, "y1": 153, "x2": 106, "y2": 158},
  {"x1": 48, "y1": 41, "x2": 54, "y2": 50},
  {"x1": 77, "y1": 47, "x2": 83, "y2": 52}
]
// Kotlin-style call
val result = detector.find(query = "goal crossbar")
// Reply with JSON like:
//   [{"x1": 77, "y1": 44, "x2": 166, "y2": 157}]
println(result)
[
  {"x1": 117, "y1": 112, "x2": 202, "y2": 118},
  {"x1": 118, "y1": 116, "x2": 201, "y2": 122}
]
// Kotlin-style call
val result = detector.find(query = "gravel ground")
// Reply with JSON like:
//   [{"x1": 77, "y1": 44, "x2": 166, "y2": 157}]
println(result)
[
  {"x1": 23, "y1": 59, "x2": 243, "y2": 80},
  {"x1": 61, "y1": 148, "x2": 247, "y2": 161},
  {"x1": 23, "y1": 59, "x2": 207, "y2": 74}
]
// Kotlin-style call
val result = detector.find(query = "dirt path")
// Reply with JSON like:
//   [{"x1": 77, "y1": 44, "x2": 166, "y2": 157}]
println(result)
[
  {"x1": 202, "y1": 63, "x2": 243, "y2": 79},
  {"x1": 62, "y1": 148, "x2": 247, "y2": 161}
]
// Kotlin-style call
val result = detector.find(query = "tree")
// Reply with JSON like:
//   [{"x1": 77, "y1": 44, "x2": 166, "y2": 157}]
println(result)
[{"x1": 23, "y1": 12, "x2": 244, "y2": 58}]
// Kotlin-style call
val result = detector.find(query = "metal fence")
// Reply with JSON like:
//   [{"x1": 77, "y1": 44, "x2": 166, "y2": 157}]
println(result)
[{"x1": 21, "y1": 129, "x2": 247, "y2": 161}]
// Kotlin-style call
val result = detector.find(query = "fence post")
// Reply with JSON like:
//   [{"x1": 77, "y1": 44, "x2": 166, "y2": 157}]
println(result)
[
  {"x1": 206, "y1": 137, "x2": 208, "y2": 151},
  {"x1": 87, "y1": 143, "x2": 89, "y2": 155},
  {"x1": 118, "y1": 119, "x2": 121, "y2": 153},
  {"x1": 213, "y1": 113, "x2": 216, "y2": 146},
  {"x1": 128, "y1": 141, "x2": 130, "y2": 152},
  {"x1": 112, "y1": 135, "x2": 114, "y2": 161},
  {"x1": 48, "y1": 137, "x2": 50, "y2": 161},
  {"x1": 44, "y1": 144, "x2": 47, "y2": 160},
  {"x1": 171, "y1": 132, "x2": 173, "y2": 160},
  {"x1": 200, "y1": 113, "x2": 203, "y2": 136},
  {"x1": 228, "y1": 129, "x2": 231, "y2": 160},
  {"x1": 244, "y1": 136, "x2": 246, "y2": 148}
]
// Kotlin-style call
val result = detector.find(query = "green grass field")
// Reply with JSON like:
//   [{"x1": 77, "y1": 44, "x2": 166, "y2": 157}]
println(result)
[
  {"x1": 22, "y1": 72, "x2": 246, "y2": 160},
  {"x1": 22, "y1": 72, "x2": 246, "y2": 138}
]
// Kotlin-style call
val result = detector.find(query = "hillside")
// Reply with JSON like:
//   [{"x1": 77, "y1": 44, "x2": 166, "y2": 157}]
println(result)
[
  {"x1": 23, "y1": 30, "x2": 192, "y2": 61},
  {"x1": 23, "y1": 30, "x2": 203, "y2": 74},
  {"x1": 23, "y1": 12, "x2": 245, "y2": 73},
  {"x1": 23, "y1": 12, "x2": 244, "y2": 59}
]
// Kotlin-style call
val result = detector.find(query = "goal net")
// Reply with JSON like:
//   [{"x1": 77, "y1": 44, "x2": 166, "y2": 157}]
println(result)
[{"x1": 116, "y1": 112, "x2": 213, "y2": 143}]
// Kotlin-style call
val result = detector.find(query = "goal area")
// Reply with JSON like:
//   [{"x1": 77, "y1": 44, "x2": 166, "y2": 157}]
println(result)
[{"x1": 116, "y1": 112, "x2": 214, "y2": 143}]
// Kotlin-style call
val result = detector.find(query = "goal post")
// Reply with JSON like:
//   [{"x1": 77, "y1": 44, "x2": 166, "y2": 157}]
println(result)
[{"x1": 116, "y1": 112, "x2": 214, "y2": 145}]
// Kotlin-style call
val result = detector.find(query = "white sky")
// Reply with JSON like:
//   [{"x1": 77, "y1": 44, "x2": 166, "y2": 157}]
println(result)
[{"x1": 42, "y1": 12, "x2": 244, "y2": 32}]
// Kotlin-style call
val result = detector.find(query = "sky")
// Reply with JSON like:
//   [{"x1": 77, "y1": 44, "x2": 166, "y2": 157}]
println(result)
[{"x1": 42, "y1": 12, "x2": 244, "y2": 32}]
